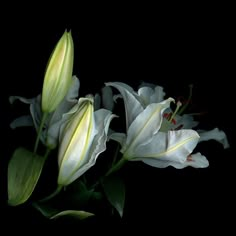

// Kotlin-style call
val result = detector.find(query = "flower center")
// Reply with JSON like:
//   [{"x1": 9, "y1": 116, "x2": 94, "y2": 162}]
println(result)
[
  {"x1": 163, "y1": 101, "x2": 182, "y2": 124},
  {"x1": 161, "y1": 101, "x2": 182, "y2": 132}
]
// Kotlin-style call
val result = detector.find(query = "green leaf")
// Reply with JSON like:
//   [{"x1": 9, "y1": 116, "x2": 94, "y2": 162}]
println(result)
[
  {"x1": 33, "y1": 202, "x2": 94, "y2": 220},
  {"x1": 50, "y1": 210, "x2": 94, "y2": 220},
  {"x1": 8, "y1": 147, "x2": 46, "y2": 206},
  {"x1": 32, "y1": 202, "x2": 58, "y2": 218},
  {"x1": 102, "y1": 175, "x2": 125, "y2": 217}
]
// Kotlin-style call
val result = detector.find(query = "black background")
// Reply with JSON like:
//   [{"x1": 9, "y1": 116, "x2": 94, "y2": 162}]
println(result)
[{"x1": 1, "y1": 3, "x2": 234, "y2": 232}]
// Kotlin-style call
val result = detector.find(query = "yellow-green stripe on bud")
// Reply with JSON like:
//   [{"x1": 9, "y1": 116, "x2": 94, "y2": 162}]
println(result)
[
  {"x1": 42, "y1": 30, "x2": 74, "y2": 113},
  {"x1": 58, "y1": 98, "x2": 95, "y2": 186}
]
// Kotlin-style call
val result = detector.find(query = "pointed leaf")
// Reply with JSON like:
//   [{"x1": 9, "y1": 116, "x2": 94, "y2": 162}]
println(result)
[
  {"x1": 8, "y1": 147, "x2": 46, "y2": 206},
  {"x1": 50, "y1": 210, "x2": 94, "y2": 220},
  {"x1": 33, "y1": 202, "x2": 94, "y2": 220},
  {"x1": 102, "y1": 175, "x2": 125, "y2": 217}
]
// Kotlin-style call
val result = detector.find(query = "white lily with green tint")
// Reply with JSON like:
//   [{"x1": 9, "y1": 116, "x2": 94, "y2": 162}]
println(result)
[
  {"x1": 106, "y1": 82, "x2": 209, "y2": 169},
  {"x1": 138, "y1": 82, "x2": 229, "y2": 149},
  {"x1": 42, "y1": 30, "x2": 74, "y2": 113},
  {"x1": 58, "y1": 96, "x2": 115, "y2": 186},
  {"x1": 9, "y1": 76, "x2": 80, "y2": 149}
]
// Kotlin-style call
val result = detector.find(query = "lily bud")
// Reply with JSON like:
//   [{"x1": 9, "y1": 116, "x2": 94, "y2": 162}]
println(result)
[
  {"x1": 58, "y1": 98, "x2": 96, "y2": 186},
  {"x1": 42, "y1": 30, "x2": 74, "y2": 113}
]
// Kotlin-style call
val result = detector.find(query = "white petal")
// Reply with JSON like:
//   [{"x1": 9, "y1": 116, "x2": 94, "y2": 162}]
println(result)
[
  {"x1": 29, "y1": 95, "x2": 42, "y2": 131},
  {"x1": 58, "y1": 98, "x2": 96, "y2": 184},
  {"x1": 102, "y1": 86, "x2": 114, "y2": 111},
  {"x1": 10, "y1": 115, "x2": 33, "y2": 129},
  {"x1": 133, "y1": 130, "x2": 199, "y2": 163},
  {"x1": 138, "y1": 83, "x2": 165, "y2": 104},
  {"x1": 65, "y1": 75, "x2": 80, "y2": 101},
  {"x1": 123, "y1": 98, "x2": 174, "y2": 156},
  {"x1": 137, "y1": 87, "x2": 155, "y2": 106},
  {"x1": 8, "y1": 95, "x2": 42, "y2": 130},
  {"x1": 174, "y1": 114, "x2": 199, "y2": 129},
  {"x1": 105, "y1": 82, "x2": 144, "y2": 130},
  {"x1": 109, "y1": 132, "x2": 126, "y2": 147},
  {"x1": 152, "y1": 86, "x2": 166, "y2": 103},
  {"x1": 9, "y1": 95, "x2": 46, "y2": 144},
  {"x1": 184, "y1": 152, "x2": 209, "y2": 168},
  {"x1": 9, "y1": 96, "x2": 35, "y2": 104},
  {"x1": 113, "y1": 94, "x2": 123, "y2": 103},
  {"x1": 46, "y1": 76, "x2": 79, "y2": 147},
  {"x1": 66, "y1": 109, "x2": 116, "y2": 184},
  {"x1": 141, "y1": 152, "x2": 208, "y2": 169},
  {"x1": 198, "y1": 128, "x2": 229, "y2": 149},
  {"x1": 94, "y1": 93, "x2": 101, "y2": 111},
  {"x1": 48, "y1": 76, "x2": 79, "y2": 126}
]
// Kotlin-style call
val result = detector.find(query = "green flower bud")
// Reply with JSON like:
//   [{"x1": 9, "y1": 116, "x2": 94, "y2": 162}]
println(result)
[
  {"x1": 42, "y1": 30, "x2": 74, "y2": 113},
  {"x1": 58, "y1": 98, "x2": 96, "y2": 186}
]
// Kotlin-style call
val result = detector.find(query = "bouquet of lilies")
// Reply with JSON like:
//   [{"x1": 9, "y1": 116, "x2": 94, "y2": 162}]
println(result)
[{"x1": 7, "y1": 31, "x2": 229, "y2": 220}]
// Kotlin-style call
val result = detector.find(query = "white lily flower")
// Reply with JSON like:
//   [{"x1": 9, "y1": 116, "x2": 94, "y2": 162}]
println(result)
[
  {"x1": 9, "y1": 76, "x2": 80, "y2": 149},
  {"x1": 137, "y1": 82, "x2": 166, "y2": 106},
  {"x1": 137, "y1": 82, "x2": 230, "y2": 149},
  {"x1": 58, "y1": 97, "x2": 115, "y2": 186},
  {"x1": 106, "y1": 82, "x2": 208, "y2": 168}
]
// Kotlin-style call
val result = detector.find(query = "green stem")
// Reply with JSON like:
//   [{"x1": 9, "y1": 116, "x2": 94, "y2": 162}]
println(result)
[
  {"x1": 33, "y1": 112, "x2": 48, "y2": 154},
  {"x1": 111, "y1": 143, "x2": 121, "y2": 167},
  {"x1": 90, "y1": 155, "x2": 127, "y2": 190},
  {"x1": 39, "y1": 185, "x2": 63, "y2": 203},
  {"x1": 44, "y1": 148, "x2": 51, "y2": 159},
  {"x1": 105, "y1": 156, "x2": 127, "y2": 177}
]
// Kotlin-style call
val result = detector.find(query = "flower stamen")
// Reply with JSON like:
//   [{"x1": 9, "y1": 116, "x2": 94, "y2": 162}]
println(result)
[
  {"x1": 169, "y1": 101, "x2": 182, "y2": 124},
  {"x1": 178, "y1": 84, "x2": 193, "y2": 115}
]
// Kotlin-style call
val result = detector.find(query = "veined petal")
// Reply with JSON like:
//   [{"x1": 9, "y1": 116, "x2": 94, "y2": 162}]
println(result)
[
  {"x1": 9, "y1": 95, "x2": 42, "y2": 130},
  {"x1": 49, "y1": 75, "x2": 80, "y2": 126},
  {"x1": 9, "y1": 96, "x2": 35, "y2": 105},
  {"x1": 109, "y1": 132, "x2": 126, "y2": 147},
  {"x1": 94, "y1": 93, "x2": 101, "y2": 111},
  {"x1": 153, "y1": 86, "x2": 166, "y2": 103},
  {"x1": 58, "y1": 98, "x2": 96, "y2": 185},
  {"x1": 184, "y1": 152, "x2": 209, "y2": 168},
  {"x1": 9, "y1": 76, "x2": 80, "y2": 149},
  {"x1": 138, "y1": 87, "x2": 155, "y2": 106},
  {"x1": 9, "y1": 95, "x2": 46, "y2": 143},
  {"x1": 102, "y1": 86, "x2": 114, "y2": 111},
  {"x1": 123, "y1": 98, "x2": 174, "y2": 157},
  {"x1": 198, "y1": 128, "x2": 229, "y2": 149},
  {"x1": 10, "y1": 115, "x2": 33, "y2": 129},
  {"x1": 175, "y1": 114, "x2": 199, "y2": 129},
  {"x1": 46, "y1": 76, "x2": 80, "y2": 148},
  {"x1": 133, "y1": 129, "x2": 199, "y2": 163},
  {"x1": 64, "y1": 109, "x2": 116, "y2": 184},
  {"x1": 141, "y1": 152, "x2": 208, "y2": 169},
  {"x1": 42, "y1": 31, "x2": 74, "y2": 113},
  {"x1": 29, "y1": 95, "x2": 43, "y2": 133},
  {"x1": 105, "y1": 82, "x2": 144, "y2": 130},
  {"x1": 138, "y1": 85, "x2": 165, "y2": 106}
]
